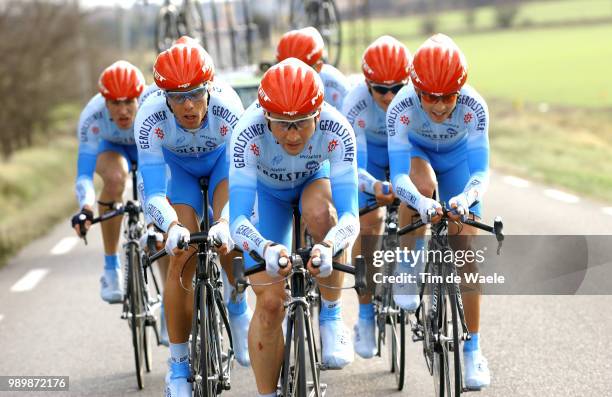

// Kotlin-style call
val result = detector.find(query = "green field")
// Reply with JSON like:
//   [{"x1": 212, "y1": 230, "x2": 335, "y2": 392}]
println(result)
[{"x1": 342, "y1": 23, "x2": 612, "y2": 108}]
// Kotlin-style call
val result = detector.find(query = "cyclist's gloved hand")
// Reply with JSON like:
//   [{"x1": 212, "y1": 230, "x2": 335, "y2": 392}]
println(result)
[
  {"x1": 310, "y1": 242, "x2": 333, "y2": 278},
  {"x1": 417, "y1": 196, "x2": 442, "y2": 224},
  {"x1": 263, "y1": 242, "x2": 290, "y2": 277},
  {"x1": 165, "y1": 223, "x2": 190, "y2": 256},
  {"x1": 448, "y1": 193, "x2": 470, "y2": 222},
  {"x1": 71, "y1": 207, "x2": 94, "y2": 237},
  {"x1": 209, "y1": 220, "x2": 234, "y2": 255},
  {"x1": 140, "y1": 224, "x2": 164, "y2": 251}
]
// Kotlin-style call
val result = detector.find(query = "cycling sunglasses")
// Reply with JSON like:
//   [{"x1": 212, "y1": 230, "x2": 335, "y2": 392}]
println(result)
[
  {"x1": 369, "y1": 83, "x2": 405, "y2": 96},
  {"x1": 165, "y1": 85, "x2": 208, "y2": 104},
  {"x1": 264, "y1": 111, "x2": 320, "y2": 131},
  {"x1": 419, "y1": 91, "x2": 459, "y2": 105}
]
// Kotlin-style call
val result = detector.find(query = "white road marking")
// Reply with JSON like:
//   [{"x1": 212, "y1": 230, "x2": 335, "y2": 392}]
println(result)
[
  {"x1": 50, "y1": 237, "x2": 80, "y2": 255},
  {"x1": 10, "y1": 269, "x2": 50, "y2": 292},
  {"x1": 602, "y1": 207, "x2": 612, "y2": 216},
  {"x1": 544, "y1": 189, "x2": 580, "y2": 204},
  {"x1": 0, "y1": 314, "x2": 4, "y2": 323},
  {"x1": 503, "y1": 175, "x2": 530, "y2": 188}
]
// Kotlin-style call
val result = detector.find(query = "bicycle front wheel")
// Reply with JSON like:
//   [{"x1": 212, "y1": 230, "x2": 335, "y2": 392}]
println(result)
[
  {"x1": 155, "y1": 6, "x2": 179, "y2": 53},
  {"x1": 281, "y1": 305, "x2": 307, "y2": 397},
  {"x1": 386, "y1": 306, "x2": 406, "y2": 390},
  {"x1": 441, "y1": 290, "x2": 461, "y2": 396},
  {"x1": 127, "y1": 244, "x2": 147, "y2": 389}
]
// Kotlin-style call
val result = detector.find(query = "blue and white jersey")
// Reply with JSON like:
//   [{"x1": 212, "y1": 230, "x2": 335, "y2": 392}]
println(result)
[
  {"x1": 135, "y1": 83, "x2": 244, "y2": 231},
  {"x1": 341, "y1": 80, "x2": 389, "y2": 192},
  {"x1": 320, "y1": 64, "x2": 350, "y2": 111},
  {"x1": 387, "y1": 84, "x2": 490, "y2": 208},
  {"x1": 139, "y1": 83, "x2": 160, "y2": 106},
  {"x1": 229, "y1": 102, "x2": 359, "y2": 257},
  {"x1": 75, "y1": 94, "x2": 138, "y2": 208}
]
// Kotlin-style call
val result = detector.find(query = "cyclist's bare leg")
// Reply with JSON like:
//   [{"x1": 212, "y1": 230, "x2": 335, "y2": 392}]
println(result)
[
  {"x1": 164, "y1": 204, "x2": 199, "y2": 343},
  {"x1": 301, "y1": 178, "x2": 343, "y2": 301},
  {"x1": 399, "y1": 157, "x2": 437, "y2": 257},
  {"x1": 211, "y1": 179, "x2": 239, "y2": 283},
  {"x1": 354, "y1": 207, "x2": 386, "y2": 304},
  {"x1": 95, "y1": 151, "x2": 129, "y2": 255},
  {"x1": 249, "y1": 273, "x2": 287, "y2": 394},
  {"x1": 448, "y1": 221, "x2": 481, "y2": 333}
]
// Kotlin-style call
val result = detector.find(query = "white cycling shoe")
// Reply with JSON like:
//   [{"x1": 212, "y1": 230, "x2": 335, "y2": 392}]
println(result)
[
  {"x1": 100, "y1": 269, "x2": 123, "y2": 304},
  {"x1": 165, "y1": 361, "x2": 192, "y2": 397},
  {"x1": 320, "y1": 319, "x2": 354, "y2": 369},
  {"x1": 229, "y1": 307, "x2": 252, "y2": 367},
  {"x1": 353, "y1": 318, "x2": 377, "y2": 359},
  {"x1": 463, "y1": 350, "x2": 491, "y2": 389}
]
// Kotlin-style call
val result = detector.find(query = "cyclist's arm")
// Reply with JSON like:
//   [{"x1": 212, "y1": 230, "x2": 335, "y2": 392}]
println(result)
[
  {"x1": 387, "y1": 97, "x2": 423, "y2": 209},
  {"x1": 75, "y1": 107, "x2": 102, "y2": 210},
  {"x1": 135, "y1": 108, "x2": 177, "y2": 232},
  {"x1": 326, "y1": 120, "x2": 360, "y2": 255},
  {"x1": 229, "y1": 122, "x2": 268, "y2": 257},
  {"x1": 341, "y1": 89, "x2": 377, "y2": 195},
  {"x1": 462, "y1": 94, "x2": 490, "y2": 206}
]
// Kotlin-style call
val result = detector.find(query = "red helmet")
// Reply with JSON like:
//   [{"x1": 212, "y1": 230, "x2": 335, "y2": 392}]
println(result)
[
  {"x1": 361, "y1": 36, "x2": 411, "y2": 85},
  {"x1": 410, "y1": 34, "x2": 468, "y2": 95},
  {"x1": 258, "y1": 58, "x2": 324, "y2": 116},
  {"x1": 153, "y1": 44, "x2": 215, "y2": 90},
  {"x1": 276, "y1": 27, "x2": 324, "y2": 66},
  {"x1": 98, "y1": 60, "x2": 145, "y2": 100},
  {"x1": 173, "y1": 35, "x2": 199, "y2": 46}
]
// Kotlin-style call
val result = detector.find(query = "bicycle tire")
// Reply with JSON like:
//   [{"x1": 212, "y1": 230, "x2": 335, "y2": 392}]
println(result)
[
  {"x1": 127, "y1": 244, "x2": 146, "y2": 390},
  {"x1": 281, "y1": 306, "x2": 307, "y2": 397},
  {"x1": 192, "y1": 282, "x2": 209, "y2": 397},
  {"x1": 442, "y1": 289, "x2": 462, "y2": 396},
  {"x1": 387, "y1": 306, "x2": 406, "y2": 390},
  {"x1": 155, "y1": 6, "x2": 179, "y2": 53},
  {"x1": 205, "y1": 286, "x2": 223, "y2": 395}
]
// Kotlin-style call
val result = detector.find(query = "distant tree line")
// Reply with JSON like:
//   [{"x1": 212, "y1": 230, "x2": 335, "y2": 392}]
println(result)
[{"x1": 0, "y1": 0, "x2": 124, "y2": 159}]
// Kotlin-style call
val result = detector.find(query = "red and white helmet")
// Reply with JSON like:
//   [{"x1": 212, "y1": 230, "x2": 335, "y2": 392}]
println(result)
[
  {"x1": 153, "y1": 43, "x2": 215, "y2": 90},
  {"x1": 410, "y1": 34, "x2": 468, "y2": 95},
  {"x1": 362, "y1": 36, "x2": 411, "y2": 85},
  {"x1": 98, "y1": 60, "x2": 145, "y2": 100},
  {"x1": 276, "y1": 27, "x2": 325, "y2": 66},
  {"x1": 258, "y1": 58, "x2": 324, "y2": 116}
]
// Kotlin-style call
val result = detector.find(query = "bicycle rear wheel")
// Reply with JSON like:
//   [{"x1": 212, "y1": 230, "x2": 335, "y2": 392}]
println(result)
[{"x1": 155, "y1": 6, "x2": 179, "y2": 53}]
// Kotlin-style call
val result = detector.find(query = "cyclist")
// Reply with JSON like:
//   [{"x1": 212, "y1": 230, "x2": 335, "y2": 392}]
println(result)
[
  {"x1": 135, "y1": 42, "x2": 248, "y2": 397},
  {"x1": 276, "y1": 26, "x2": 350, "y2": 111},
  {"x1": 229, "y1": 58, "x2": 359, "y2": 397},
  {"x1": 387, "y1": 33, "x2": 491, "y2": 389},
  {"x1": 341, "y1": 35, "x2": 412, "y2": 359},
  {"x1": 71, "y1": 60, "x2": 145, "y2": 304}
]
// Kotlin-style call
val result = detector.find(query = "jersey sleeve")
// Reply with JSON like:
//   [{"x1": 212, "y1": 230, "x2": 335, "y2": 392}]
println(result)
[
  {"x1": 229, "y1": 116, "x2": 268, "y2": 256},
  {"x1": 462, "y1": 90, "x2": 490, "y2": 204},
  {"x1": 322, "y1": 110, "x2": 360, "y2": 254},
  {"x1": 75, "y1": 100, "x2": 103, "y2": 209},
  {"x1": 386, "y1": 89, "x2": 422, "y2": 209},
  {"x1": 134, "y1": 102, "x2": 177, "y2": 232}
]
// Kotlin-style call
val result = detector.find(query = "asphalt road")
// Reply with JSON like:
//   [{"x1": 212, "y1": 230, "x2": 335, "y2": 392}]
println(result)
[{"x1": 1, "y1": 171, "x2": 611, "y2": 396}]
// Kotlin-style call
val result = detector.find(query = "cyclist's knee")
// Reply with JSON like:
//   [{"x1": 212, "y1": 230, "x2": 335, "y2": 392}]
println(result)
[
  {"x1": 413, "y1": 179, "x2": 436, "y2": 198},
  {"x1": 303, "y1": 202, "x2": 337, "y2": 241},
  {"x1": 166, "y1": 251, "x2": 195, "y2": 281},
  {"x1": 254, "y1": 290, "x2": 285, "y2": 329},
  {"x1": 359, "y1": 209, "x2": 385, "y2": 235},
  {"x1": 100, "y1": 171, "x2": 128, "y2": 197}
]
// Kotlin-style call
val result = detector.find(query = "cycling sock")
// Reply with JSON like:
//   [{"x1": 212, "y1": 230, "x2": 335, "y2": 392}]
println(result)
[
  {"x1": 358, "y1": 303, "x2": 375, "y2": 321},
  {"x1": 319, "y1": 298, "x2": 341, "y2": 322},
  {"x1": 464, "y1": 332, "x2": 480, "y2": 352},
  {"x1": 227, "y1": 297, "x2": 248, "y2": 316},
  {"x1": 104, "y1": 254, "x2": 120, "y2": 270},
  {"x1": 169, "y1": 342, "x2": 189, "y2": 364}
]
